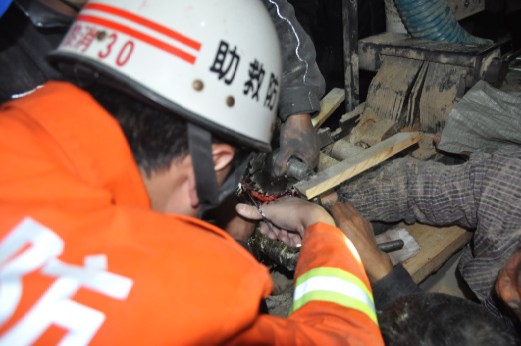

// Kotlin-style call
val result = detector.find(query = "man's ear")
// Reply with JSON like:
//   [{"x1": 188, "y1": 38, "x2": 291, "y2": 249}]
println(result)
[{"x1": 211, "y1": 143, "x2": 235, "y2": 172}]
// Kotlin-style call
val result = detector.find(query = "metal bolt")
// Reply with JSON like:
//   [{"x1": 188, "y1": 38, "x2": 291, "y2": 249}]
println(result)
[
  {"x1": 192, "y1": 80, "x2": 204, "y2": 91},
  {"x1": 96, "y1": 31, "x2": 107, "y2": 41}
]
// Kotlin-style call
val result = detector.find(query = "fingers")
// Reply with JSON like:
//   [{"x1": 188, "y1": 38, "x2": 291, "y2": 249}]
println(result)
[
  {"x1": 238, "y1": 197, "x2": 334, "y2": 243},
  {"x1": 225, "y1": 215, "x2": 256, "y2": 242},
  {"x1": 334, "y1": 201, "x2": 357, "y2": 215},
  {"x1": 278, "y1": 230, "x2": 302, "y2": 247},
  {"x1": 320, "y1": 191, "x2": 338, "y2": 209},
  {"x1": 237, "y1": 204, "x2": 292, "y2": 244},
  {"x1": 330, "y1": 202, "x2": 366, "y2": 224},
  {"x1": 272, "y1": 149, "x2": 292, "y2": 176},
  {"x1": 273, "y1": 113, "x2": 319, "y2": 176},
  {"x1": 287, "y1": 233, "x2": 302, "y2": 247},
  {"x1": 329, "y1": 202, "x2": 345, "y2": 217},
  {"x1": 328, "y1": 203, "x2": 393, "y2": 282},
  {"x1": 259, "y1": 222, "x2": 301, "y2": 247},
  {"x1": 496, "y1": 251, "x2": 521, "y2": 318},
  {"x1": 235, "y1": 203, "x2": 262, "y2": 221},
  {"x1": 329, "y1": 202, "x2": 353, "y2": 225}
]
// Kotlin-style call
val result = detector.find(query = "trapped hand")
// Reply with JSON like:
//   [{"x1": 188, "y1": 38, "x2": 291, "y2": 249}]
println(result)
[
  {"x1": 496, "y1": 250, "x2": 521, "y2": 320},
  {"x1": 329, "y1": 202, "x2": 393, "y2": 282},
  {"x1": 225, "y1": 215, "x2": 257, "y2": 242}
]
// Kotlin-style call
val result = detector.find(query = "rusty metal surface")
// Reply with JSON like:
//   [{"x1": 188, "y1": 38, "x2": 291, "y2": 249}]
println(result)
[
  {"x1": 342, "y1": 0, "x2": 359, "y2": 112},
  {"x1": 359, "y1": 32, "x2": 500, "y2": 86}
]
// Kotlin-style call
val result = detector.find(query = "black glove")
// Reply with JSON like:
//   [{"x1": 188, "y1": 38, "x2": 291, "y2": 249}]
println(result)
[{"x1": 272, "y1": 113, "x2": 319, "y2": 177}]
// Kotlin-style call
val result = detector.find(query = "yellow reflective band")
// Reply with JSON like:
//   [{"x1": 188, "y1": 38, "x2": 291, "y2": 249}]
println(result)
[
  {"x1": 291, "y1": 290, "x2": 378, "y2": 324},
  {"x1": 291, "y1": 267, "x2": 377, "y2": 324},
  {"x1": 295, "y1": 267, "x2": 373, "y2": 300}
]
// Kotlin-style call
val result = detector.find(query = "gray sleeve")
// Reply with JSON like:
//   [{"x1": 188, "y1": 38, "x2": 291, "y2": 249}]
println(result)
[
  {"x1": 373, "y1": 264, "x2": 422, "y2": 310},
  {"x1": 262, "y1": 0, "x2": 326, "y2": 121},
  {"x1": 336, "y1": 155, "x2": 485, "y2": 229},
  {"x1": 338, "y1": 145, "x2": 521, "y2": 324}
]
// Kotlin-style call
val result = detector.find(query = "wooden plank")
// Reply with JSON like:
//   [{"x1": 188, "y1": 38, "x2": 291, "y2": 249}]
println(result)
[
  {"x1": 318, "y1": 153, "x2": 339, "y2": 170},
  {"x1": 294, "y1": 131, "x2": 421, "y2": 199},
  {"x1": 312, "y1": 88, "x2": 345, "y2": 128},
  {"x1": 419, "y1": 62, "x2": 466, "y2": 133},
  {"x1": 339, "y1": 102, "x2": 365, "y2": 125},
  {"x1": 364, "y1": 56, "x2": 423, "y2": 124},
  {"x1": 330, "y1": 139, "x2": 366, "y2": 160},
  {"x1": 401, "y1": 223, "x2": 473, "y2": 284}
]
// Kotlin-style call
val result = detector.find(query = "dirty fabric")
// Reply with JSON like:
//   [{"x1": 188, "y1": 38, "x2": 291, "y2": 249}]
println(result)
[
  {"x1": 263, "y1": 0, "x2": 326, "y2": 120},
  {"x1": 373, "y1": 264, "x2": 422, "y2": 310},
  {"x1": 336, "y1": 145, "x2": 521, "y2": 321},
  {"x1": 438, "y1": 80, "x2": 521, "y2": 155}
]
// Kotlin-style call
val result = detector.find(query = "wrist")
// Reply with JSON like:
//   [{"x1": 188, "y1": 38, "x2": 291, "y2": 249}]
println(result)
[
  {"x1": 302, "y1": 206, "x2": 335, "y2": 234},
  {"x1": 367, "y1": 252, "x2": 393, "y2": 283},
  {"x1": 285, "y1": 113, "x2": 311, "y2": 123}
]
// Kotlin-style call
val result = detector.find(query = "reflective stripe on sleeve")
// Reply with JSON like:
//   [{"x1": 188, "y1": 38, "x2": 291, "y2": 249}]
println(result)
[{"x1": 291, "y1": 267, "x2": 377, "y2": 324}]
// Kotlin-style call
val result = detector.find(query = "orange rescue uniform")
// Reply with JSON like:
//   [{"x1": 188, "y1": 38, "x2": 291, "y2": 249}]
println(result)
[{"x1": 0, "y1": 82, "x2": 383, "y2": 345}]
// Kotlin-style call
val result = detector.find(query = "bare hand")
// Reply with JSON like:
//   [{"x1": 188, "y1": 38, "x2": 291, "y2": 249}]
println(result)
[
  {"x1": 329, "y1": 202, "x2": 393, "y2": 282},
  {"x1": 225, "y1": 215, "x2": 256, "y2": 242},
  {"x1": 496, "y1": 250, "x2": 521, "y2": 320},
  {"x1": 272, "y1": 113, "x2": 319, "y2": 176},
  {"x1": 235, "y1": 197, "x2": 334, "y2": 247}
]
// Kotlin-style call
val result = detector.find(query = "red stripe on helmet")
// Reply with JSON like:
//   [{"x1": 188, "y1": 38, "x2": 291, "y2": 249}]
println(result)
[
  {"x1": 84, "y1": 2, "x2": 201, "y2": 51},
  {"x1": 78, "y1": 15, "x2": 197, "y2": 64}
]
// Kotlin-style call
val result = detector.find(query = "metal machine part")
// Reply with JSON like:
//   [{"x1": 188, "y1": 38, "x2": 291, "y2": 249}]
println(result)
[
  {"x1": 378, "y1": 239, "x2": 405, "y2": 252},
  {"x1": 286, "y1": 157, "x2": 314, "y2": 182},
  {"x1": 359, "y1": 32, "x2": 501, "y2": 88},
  {"x1": 236, "y1": 178, "x2": 301, "y2": 271},
  {"x1": 246, "y1": 153, "x2": 289, "y2": 196},
  {"x1": 245, "y1": 152, "x2": 314, "y2": 197}
]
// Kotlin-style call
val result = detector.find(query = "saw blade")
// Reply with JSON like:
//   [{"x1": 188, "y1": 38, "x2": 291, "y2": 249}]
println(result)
[{"x1": 247, "y1": 153, "x2": 293, "y2": 195}]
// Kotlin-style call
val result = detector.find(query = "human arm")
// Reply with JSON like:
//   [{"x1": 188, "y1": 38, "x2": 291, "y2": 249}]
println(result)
[
  {"x1": 336, "y1": 155, "x2": 482, "y2": 228},
  {"x1": 328, "y1": 202, "x2": 392, "y2": 282},
  {"x1": 229, "y1": 197, "x2": 384, "y2": 345},
  {"x1": 235, "y1": 196, "x2": 333, "y2": 247},
  {"x1": 336, "y1": 147, "x2": 521, "y2": 320},
  {"x1": 262, "y1": 0, "x2": 325, "y2": 121},
  {"x1": 496, "y1": 249, "x2": 521, "y2": 321},
  {"x1": 261, "y1": 0, "x2": 325, "y2": 176},
  {"x1": 328, "y1": 202, "x2": 421, "y2": 310}
]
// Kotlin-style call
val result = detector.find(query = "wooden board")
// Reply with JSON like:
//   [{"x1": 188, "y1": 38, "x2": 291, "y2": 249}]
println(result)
[
  {"x1": 418, "y1": 62, "x2": 466, "y2": 133},
  {"x1": 401, "y1": 223, "x2": 473, "y2": 284},
  {"x1": 294, "y1": 131, "x2": 421, "y2": 199},
  {"x1": 308, "y1": 72, "x2": 470, "y2": 285},
  {"x1": 364, "y1": 56, "x2": 423, "y2": 125},
  {"x1": 318, "y1": 152, "x2": 339, "y2": 170},
  {"x1": 312, "y1": 88, "x2": 345, "y2": 128}
]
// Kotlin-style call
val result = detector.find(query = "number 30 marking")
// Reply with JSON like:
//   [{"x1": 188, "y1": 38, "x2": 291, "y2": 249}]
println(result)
[
  {"x1": 116, "y1": 41, "x2": 134, "y2": 66},
  {"x1": 98, "y1": 33, "x2": 134, "y2": 67}
]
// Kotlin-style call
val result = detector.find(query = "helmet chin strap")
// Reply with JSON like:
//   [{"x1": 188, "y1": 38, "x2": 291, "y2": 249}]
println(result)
[{"x1": 187, "y1": 123, "x2": 251, "y2": 219}]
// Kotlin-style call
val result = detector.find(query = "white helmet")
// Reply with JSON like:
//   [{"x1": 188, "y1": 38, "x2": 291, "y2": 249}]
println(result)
[{"x1": 49, "y1": 0, "x2": 282, "y2": 152}]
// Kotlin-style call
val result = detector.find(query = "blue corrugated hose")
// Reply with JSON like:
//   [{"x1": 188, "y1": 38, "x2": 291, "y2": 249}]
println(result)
[
  {"x1": 393, "y1": 0, "x2": 490, "y2": 45},
  {"x1": 0, "y1": 0, "x2": 12, "y2": 18}
]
